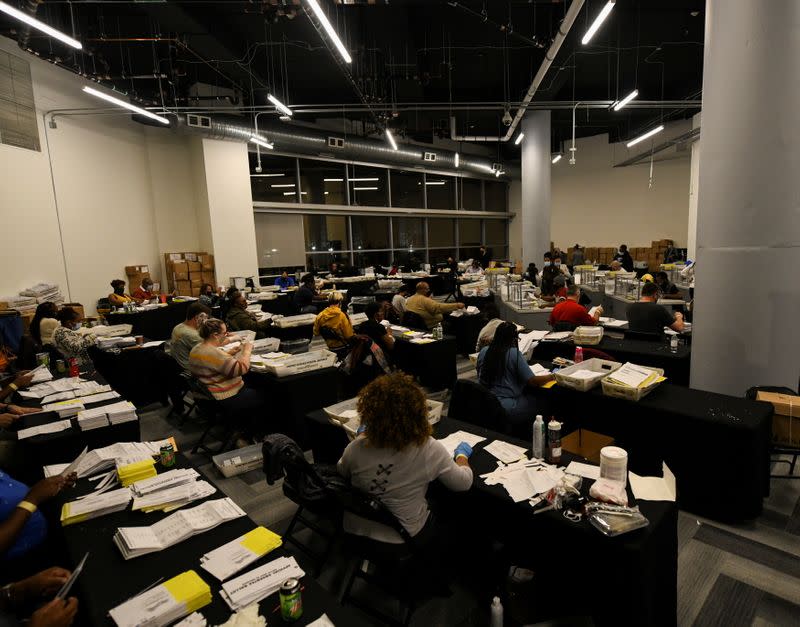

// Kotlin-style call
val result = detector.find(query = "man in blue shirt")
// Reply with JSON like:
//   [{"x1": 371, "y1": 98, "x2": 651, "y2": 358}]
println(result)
[{"x1": 274, "y1": 270, "x2": 296, "y2": 290}]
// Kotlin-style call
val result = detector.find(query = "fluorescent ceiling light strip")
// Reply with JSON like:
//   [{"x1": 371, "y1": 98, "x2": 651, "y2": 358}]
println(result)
[
  {"x1": 425, "y1": 181, "x2": 446, "y2": 186},
  {"x1": 267, "y1": 94, "x2": 293, "y2": 117},
  {"x1": 514, "y1": 133, "x2": 524, "y2": 145},
  {"x1": 0, "y1": 1, "x2": 82, "y2": 49},
  {"x1": 353, "y1": 187, "x2": 378, "y2": 191},
  {"x1": 283, "y1": 191, "x2": 307, "y2": 196},
  {"x1": 551, "y1": 154, "x2": 562, "y2": 164},
  {"x1": 385, "y1": 129, "x2": 398, "y2": 151},
  {"x1": 323, "y1": 178, "x2": 344, "y2": 182},
  {"x1": 626, "y1": 125, "x2": 664, "y2": 148},
  {"x1": 581, "y1": 0, "x2": 616, "y2": 45},
  {"x1": 249, "y1": 136, "x2": 274, "y2": 149},
  {"x1": 349, "y1": 177, "x2": 379, "y2": 182},
  {"x1": 82, "y1": 86, "x2": 169, "y2": 124},
  {"x1": 271, "y1": 184, "x2": 296, "y2": 188},
  {"x1": 454, "y1": 153, "x2": 460, "y2": 168},
  {"x1": 613, "y1": 89, "x2": 639, "y2": 111},
  {"x1": 251, "y1": 173, "x2": 284, "y2": 177},
  {"x1": 306, "y1": 0, "x2": 352, "y2": 63}
]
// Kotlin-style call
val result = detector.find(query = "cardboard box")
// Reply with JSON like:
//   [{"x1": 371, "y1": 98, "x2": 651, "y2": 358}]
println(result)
[
  {"x1": 190, "y1": 278, "x2": 203, "y2": 288},
  {"x1": 171, "y1": 261, "x2": 189, "y2": 280},
  {"x1": 127, "y1": 273, "x2": 150, "y2": 289},
  {"x1": 62, "y1": 302, "x2": 85, "y2": 320},
  {"x1": 187, "y1": 261, "x2": 202, "y2": 273},
  {"x1": 561, "y1": 429, "x2": 615, "y2": 464},
  {"x1": 199, "y1": 253, "x2": 214, "y2": 271},
  {"x1": 757, "y1": 390, "x2": 800, "y2": 447},
  {"x1": 201, "y1": 272, "x2": 216, "y2": 286},
  {"x1": 175, "y1": 280, "x2": 192, "y2": 295},
  {"x1": 184, "y1": 252, "x2": 199, "y2": 262},
  {"x1": 191, "y1": 286, "x2": 201, "y2": 297},
  {"x1": 125, "y1": 265, "x2": 150, "y2": 276}
]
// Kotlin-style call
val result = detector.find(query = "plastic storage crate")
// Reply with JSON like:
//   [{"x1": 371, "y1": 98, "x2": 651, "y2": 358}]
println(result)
[
  {"x1": 212, "y1": 444, "x2": 263, "y2": 478},
  {"x1": 324, "y1": 397, "x2": 443, "y2": 438},
  {"x1": 573, "y1": 326, "x2": 604, "y2": 346},
  {"x1": 554, "y1": 358, "x2": 622, "y2": 392},
  {"x1": 601, "y1": 366, "x2": 665, "y2": 401}
]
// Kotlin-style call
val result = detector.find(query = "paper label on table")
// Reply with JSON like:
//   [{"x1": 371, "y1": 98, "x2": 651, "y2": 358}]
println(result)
[
  {"x1": 436, "y1": 430, "x2": 486, "y2": 457},
  {"x1": 482, "y1": 440, "x2": 528, "y2": 464},
  {"x1": 564, "y1": 461, "x2": 601, "y2": 480},
  {"x1": 628, "y1": 463, "x2": 676, "y2": 501}
]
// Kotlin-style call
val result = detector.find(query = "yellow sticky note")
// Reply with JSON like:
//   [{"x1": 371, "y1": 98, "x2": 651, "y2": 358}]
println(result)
[
  {"x1": 541, "y1": 380, "x2": 557, "y2": 389},
  {"x1": 163, "y1": 571, "x2": 211, "y2": 607},
  {"x1": 240, "y1": 526, "x2": 282, "y2": 556}
]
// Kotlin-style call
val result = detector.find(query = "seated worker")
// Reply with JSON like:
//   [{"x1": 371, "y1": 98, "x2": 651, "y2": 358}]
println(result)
[
  {"x1": 108, "y1": 279, "x2": 135, "y2": 307},
  {"x1": 475, "y1": 303, "x2": 503, "y2": 352},
  {"x1": 548, "y1": 285, "x2": 602, "y2": 328},
  {"x1": 612, "y1": 244, "x2": 634, "y2": 272},
  {"x1": 654, "y1": 271, "x2": 681, "y2": 298},
  {"x1": 169, "y1": 302, "x2": 211, "y2": 371},
  {"x1": 29, "y1": 302, "x2": 59, "y2": 347},
  {"x1": 626, "y1": 282, "x2": 685, "y2": 334},
  {"x1": 609, "y1": 260, "x2": 623, "y2": 271},
  {"x1": 131, "y1": 277, "x2": 156, "y2": 302},
  {"x1": 404, "y1": 282, "x2": 464, "y2": 329},
  {"x1": 445, "y1": 256, "x2": 458, "y2": 275},
  {"x1": 359, "y1": 302, "x2": 395, "y2": 354},
  {"x1": 274, "y1": 271, "x2": 296, "y2": 290},
  {"x1": 391, "y1": 285, "x2": 410, "y2": 318},
  {"x1": 0, "y1": 371, "x2": 35, "y2": 403},
  {"x1": 641, "y1": 273, "x2": 654, "y2": 284},
  {"x1": 538, "y1": 265, "x2": 566, "y2": 303},
  {"x1": 295, "y1": 274, "x2": 319, "y2": 314},
  {"x1": 188, "y1": 318, "x2": 266, "y2": 442},
  {"x1": 477, "y1": 245, "x2": 491, "y2": 269},
  {"x1": 337, "y1": 372, "x2": 473, "y2": 545},
  {"x1": 0, "y1": 567, "x2": 79, "y2": 626},
  {"x1": 328, "y1": 262, "x2": 342, "y2": 278},
  {"x1": 477, "y1": 322, "x2": 555, "y2": 431},
  {"x1": 0, "y1": 470, "x2": 76, "y2": 562},
  {"x1": 199, "y1": 283, "x2": 223, "y2": 308},
  {"x1": 313, "y1": 292, "x2": 353, "y2": 350},
  {"x1": 523, "y1": 262, "x2": 539, "y2": 286},
  {"x1": 225, "y1": 292, "x2": 273, "y2": 339},
  {"x1": 52, "y1": 307, "x2": 95, "y2": 366},
  {"x1": 466, "y1": 259, "x2": 483, "y2": 274}
]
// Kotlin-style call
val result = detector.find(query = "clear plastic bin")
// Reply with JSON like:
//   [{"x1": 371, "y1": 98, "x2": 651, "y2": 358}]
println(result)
[
  {"x1": 212, "y1": 444, "x2": 263, "y2": 478},
  {"x1": 554, "y1": 358, "x2": 622, "y2": 392}
]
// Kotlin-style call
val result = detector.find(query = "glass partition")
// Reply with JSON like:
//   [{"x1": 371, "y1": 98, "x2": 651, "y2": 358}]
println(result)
[{"x1": 390, "y1": 169, "x2": 424, "y2": 208}]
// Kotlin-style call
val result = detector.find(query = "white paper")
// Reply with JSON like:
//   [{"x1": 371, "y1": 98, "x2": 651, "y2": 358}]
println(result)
[
  {"x1": 607, "y1": 362, "x2": 654, "y2": 388},
  {"x1": 483, "y1": 440, "x2": 528, "y2": 464},
  {"x1": 17, "y1": 419, "x2": 72, "y2": 440},
  {"x1": 530, "y1": 363, "x2": 551, "y2": 377},
  {"x1": 142, "y1": 340, "x2": 166, "y2": 348},
  {"x1": 588, "y1": 306, "x2": 600, "y2": 317},
  {"x1": 436, "y1": 430, "x2": 486, "y2": 456},
  {"x1": 526, "y1": 464, "x2": 564, "y2": 496},
  {"x1": 628, "y1": 463, "x2": 676, "y2": 501},
  {"x1": 565, "y1": 461, "x2": 601, "y2": 480},
  {"x1": 544, "y1": 331, "x2": 571, "y2": 341},
  {"x1": 220, "y1": 556, "x2": 305, "y2": 611},
  {"x1": 307, "y1": 615, "x2": 335, "y2": 627},
  {"x1": 43, "y1": 463, "x2": 69, "y2": 478},
  {"x1": 566, "y1": 369, "x2": 599, "y2": 380}
]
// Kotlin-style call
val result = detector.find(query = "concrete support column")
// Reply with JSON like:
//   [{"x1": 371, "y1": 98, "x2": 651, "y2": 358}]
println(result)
[
  {"x1": 518, "y1": 112, "x2": 552, "y2": 263},
  {"x1": 691, "y1": 0, "x2": 800, "y2": 394},
  {"x1": 686, "y1": 113, "x2": 701, "y2": 261}
]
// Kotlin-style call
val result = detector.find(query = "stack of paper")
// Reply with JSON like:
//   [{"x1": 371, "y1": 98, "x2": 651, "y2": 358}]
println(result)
[
  {"x1": 436, "y1": 430, "x2": 486, "y2": 456},
  {"x1": 220, "y1": 556, "x2": 304, "y2": 611},
  {"x1": 113, "y1": 498, "x2": 246, "y2": 560},
  {"x1": 104, "y1": 401, "x2": 138, "y2": 425},
  {"x1": 483, "y1": 440, "x2": 529, "y2": 464},
  {"x1": 132, "y1": 481, "x2": 216, "y2": 513},
  {"x1": 16, "y1": 419, "x2": 72, "y2": 440},
  {"x1": 42, "y1": 398, "x2": 85, "y2": 418},
  {"x1": 200, "y1": 526, "x2": 283, "y2": 581},
  {"x1": 60, "y1": 487, "x2": 132, "y2": 526},
  {"x1": 84, "y1": 391, "x2": 123, "y2": 406},
  {"x1": 76, "y1": 407, "x2": 109, "y2": 431},
  {"x1": 96, "y1": 336, "x2": 137, "y2": 350},
  {"x1": 109, "y1": 570, "x2": 212, "y2": 627},
  {"x1": 531, "y1": 363, "x2": 551, "y2": 377},
  {"x1": 117, "y1": 458, "x2": 157, "y2": 487},
  {"x1": 482, "y1": 459, "x2": 564, "y2": 503},
  {"x1": 605, "y1": 362, "x2": 659, "y2": 388},
  {"x1": 543, "y1": 331, "x2": 571, "y2": 341},
  {"x1": 84, "y1": 324, "x2": 133, "y2": 338},
  {"x1": 30, "y1": 364, "x2": 53, "y2": 383},
  {"x1": 19, "y1": 377, "x2": 82, "y2": 400},
  {"x1": 73, "y1": 439, "x2": 176, "y2": 478},
  {"x1": 131, "y1": 468, "x2": 200, "y2": 496}
]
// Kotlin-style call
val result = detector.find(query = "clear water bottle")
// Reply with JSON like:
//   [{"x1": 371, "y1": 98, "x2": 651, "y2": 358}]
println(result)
[
  {"x1": 490, "y1": 596, "x2": 503, "y2": 627},
  {"x1": 670, "y1": 334, "x2": 678, "y2": 353},
  {"x1": 434, "y1": 323, "x2": 443, "y2": 340},
  {"x1": 547, "y1": 419, "x2": 562, "y2": 465},
  {"x1": 532, "y1": 415, "x2": 544, "y2": 459}
]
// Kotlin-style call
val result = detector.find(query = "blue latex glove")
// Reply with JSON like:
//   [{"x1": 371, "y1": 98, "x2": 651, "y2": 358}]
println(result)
[
  {"x1": 454, "y1": 442, "x2": 473, "y2": 459},
  {"x1": 356, "y1": 424, "x2": 367, "y2": 435}
]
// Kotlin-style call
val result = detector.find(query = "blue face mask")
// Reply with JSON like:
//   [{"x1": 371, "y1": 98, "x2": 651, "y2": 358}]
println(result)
[
  {"x1": 72, "y1": 323, "x2": 82, "y2": 331},
  {"x1": 555, "y1": 262, "x2": 561, "y2": 267},
  {"x1": 545, "y1": 261, "x2": 552, "y2": 267}
]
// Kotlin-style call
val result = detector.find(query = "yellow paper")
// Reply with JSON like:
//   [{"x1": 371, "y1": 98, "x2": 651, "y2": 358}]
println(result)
[
  {"x1": 541, "y1": 380, "x2": 557, "y2": 389},
  {"x1": 163, "y1": 571, "x2": 211, "y2": 611},
  {"x1": 59, "y1": 503, "x2": 89, "y2": 526},
  {"x1": 240, "y1": 526, "x2": 283, "y2": 556}
]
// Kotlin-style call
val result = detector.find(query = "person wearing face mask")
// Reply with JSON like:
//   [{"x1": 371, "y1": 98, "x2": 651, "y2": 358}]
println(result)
[
  {"x1": 169, "y1": 302, "x2": 212, "y2": 371},
  {"x1": 226, "y1": 292, "x2": 273, "y2": 339},
  {"x1": 131, "y1": 277, "x2": 156, "y2": 302},
  {"x1": 552, "y1": 254, "x2": 572, "y2": 280},
  {"x1": 108, "y1": 280, "x2": 134, "y2": 307},
  {"x1": 51, "y1": 308, "x2": 95, "y2": 366},
  {"x1": 613, "y1": 244, "x2": 634, "y2": 272},
  {"x1": 199, "y1": 283, "x2": 223, "y2": 308},
  {"x1": 404, "y1": 282, "x2": 464, "y2": 329},
  {"x1": 654, "y1": 271, "x2": 680, "y2": 298}
]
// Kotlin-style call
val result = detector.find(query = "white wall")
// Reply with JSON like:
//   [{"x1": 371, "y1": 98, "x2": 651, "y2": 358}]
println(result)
[{"x1": 550, "y1": 123, "x2": 692, "y2": 252}]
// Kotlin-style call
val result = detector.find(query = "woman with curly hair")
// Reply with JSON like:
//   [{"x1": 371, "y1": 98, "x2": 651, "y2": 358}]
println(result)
[{"x1": 337, "y1": 372, "x2": 473, "y2": 544}]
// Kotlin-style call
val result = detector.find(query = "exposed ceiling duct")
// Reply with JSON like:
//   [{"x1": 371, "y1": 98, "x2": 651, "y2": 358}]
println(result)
[
  {"x1": 451, "y1": 0, "x2": 584, "y2": 142},
  {"x1": 177, "y1": 114, "x2": 514, "y2": 178}
]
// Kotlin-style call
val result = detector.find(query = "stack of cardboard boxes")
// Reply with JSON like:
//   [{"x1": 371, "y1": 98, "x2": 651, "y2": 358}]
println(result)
[
  {"x1": 164, "y1": 252, "x2": 216, "y2": 297},
  {"x1": 125, "y1": 266, "x2": 157, "y2": 293},
  {"x1": 559, "y1": 239, "x2": 674, "y2": 271}
]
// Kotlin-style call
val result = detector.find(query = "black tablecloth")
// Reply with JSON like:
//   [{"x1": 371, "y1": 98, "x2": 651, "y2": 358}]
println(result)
[
  {"x1": 246, "y1": 368, "x2": 340, "y2": 447},
  {"x1": 393, "y1": 335, "x2": 457, "y2": 390},
  {"x1": 302, "y1": 412, "x2": 677, "y2": 626},
  {"x1": 56, "y1": 455, "x2": 369, "y2": 626},
  {"x1": 444, "y1": 314, "x2": 484, "y2": 356},
  {"x1": 106, "y1": 301, "x2": 190, "y2": 341},
  {"x1": 268, "y1": 324, "x2": 315, "y2": 342},
  {"x1": 527, "y1": 374, "x2": 773, "y2": 521},
  {"x1": 532, "y1": 336, "x2": 692, "y2": 385}
]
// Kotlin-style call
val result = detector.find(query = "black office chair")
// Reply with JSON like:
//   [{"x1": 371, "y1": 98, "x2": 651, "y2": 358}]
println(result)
[
  {"x1": 449, "y1": 379, "x2": 510, "y2": 433},
  {"x1": 401, "y1": 310, "x2": 427, "y2": 331},
  {"x1": 319, "y1": 327, "x2": 350, "y2": 360},
  {"x1": 262, "y1": 434, "x2": 345, "y2": 575},
  {"x1": 746, "y1": 385, "x2": 800, "y2": 479},
  {"x1": 186, "y1": 376, "x2": 236, "y2": 456},
  {"x1": 552, "y1": 321, "x2": 578, "y2": 332}
]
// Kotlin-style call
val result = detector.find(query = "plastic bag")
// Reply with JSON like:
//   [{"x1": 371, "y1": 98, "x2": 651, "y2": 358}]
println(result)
[{"x1": 588, "y1": 477, "x2": 628, "y2": 505}]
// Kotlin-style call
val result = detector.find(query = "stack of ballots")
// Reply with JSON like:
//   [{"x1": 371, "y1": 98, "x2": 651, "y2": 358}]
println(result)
[
  {"x1": 130, "y1": 468, "x2": 216, "y2": 513},
  {"x1": 0, "y1": 294, "x2": 37, "y2": 314},
  {"x1": 220, "y1": 556, "x2": 304, "y2": 611},
  {"x1": 96, "y1": 336, "x2": 137, "y2": 350},
  {"x1": 42, "y1": 398, "x2": 85, "y2": 418},
  {"x1": 200, "y1": 526, "x2": 283, "y2": 581},
  {"x1": 117, "y1": 458, "x2": 157, "y2": 487},
  {"x1": 76, "y1": 406, "x2": 108, "y2": 431},
  {"x1": 20, "y1": 283, "x2": 64, "y2": 305},
  {"x1": 68, "y1": 439, "x2": 173, "y2": 478},
  {"x1": 109, "y1": 570, "x2": 212, "y2": 627},
  {"x1": 77, "y1": 400, "x2": 137, "y2": 431},
  {"x1": 60, "y1": 487, "x2": 132, "y2": 526}
]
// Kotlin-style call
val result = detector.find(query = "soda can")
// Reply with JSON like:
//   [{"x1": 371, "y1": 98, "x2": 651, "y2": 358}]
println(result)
[
  {"x1": 56, "y1": 360, "x2": 66, "y2": 374},
  {"x1": 68, "y1": 358, "x2": 80, "y2": 378},
  {"x1": 279, "y1": 578, "x2": 303, "y2": 621},
  {"x1": 160, "y1": 444, "x2": 175, "y2": 467},
  {"x1": 36, "y1": 352, "x2": 50, "y2": 368}
]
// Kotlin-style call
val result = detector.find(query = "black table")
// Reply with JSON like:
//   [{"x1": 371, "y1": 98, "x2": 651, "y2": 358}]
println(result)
[
  {"x1": 527, "y1": 373, "x2": 773, "y2": 522},
  {"x1": 443, "y1": 313, "x2": 484, "y2": 356},
  {"x1": 246, "y1": 368, "x2": 340, "y2": 447},
  {"x1": 105, "y1": 301, "x2": 191, "y2": 341},
  {"x1": 257, "y1": 293, "x2": 294, "y2": 316},
  {"x1": 393, "y1": 334, "x2": 457, "y2": 390},
  {"x1": 532, "y1": 336, "x2": 691, "y2": 385},
  {"x1": 301, "y1": 412, "x2": 677, "y2": 626},
  {"x1": 56, "y1": 455, "x2": 370, "y2": 626},
  {"x1": 268, "y1": 324, "x2": 315, "y2": 342}
]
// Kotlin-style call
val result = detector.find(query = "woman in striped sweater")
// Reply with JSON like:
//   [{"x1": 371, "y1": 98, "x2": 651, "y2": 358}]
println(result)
[{"x1": 188, "y1": 318, "x2": 267, "y2": 441}]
